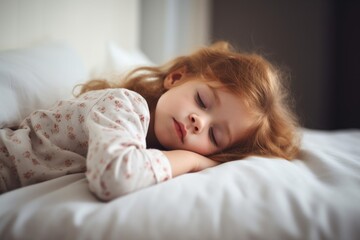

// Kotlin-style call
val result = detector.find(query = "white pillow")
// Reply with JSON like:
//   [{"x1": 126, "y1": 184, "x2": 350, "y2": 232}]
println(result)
[
  {"x1": 0, "y1": 42, "x2": 87, "y2": 128},
  {"x1": 106, "y1": 41, "x2": 154, "y2": 77}
]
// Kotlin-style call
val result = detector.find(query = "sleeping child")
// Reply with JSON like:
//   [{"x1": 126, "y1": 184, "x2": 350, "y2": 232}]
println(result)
[{"x1": 0, "y1": 41, "x2": 300, "y2": 200}]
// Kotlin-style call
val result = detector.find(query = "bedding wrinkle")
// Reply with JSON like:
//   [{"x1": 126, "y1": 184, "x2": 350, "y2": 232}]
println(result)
[
  {"x1": 1, "y1": 129, "x2": 360, "y2": 240},
  {"x1": 299, "y1": 131, "x2": 360, "y2": 186}
]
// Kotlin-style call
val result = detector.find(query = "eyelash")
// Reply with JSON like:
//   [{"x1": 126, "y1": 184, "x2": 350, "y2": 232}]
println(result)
[
  {"x1": 209, "y1": 128, "x2": 218, "y2": 147},
  {"x1": 196, "y1": 92, "x2": 206, "y2": 109},
  {"x1": 195, "y1": 92, "x2": 218, "y2": 147}
]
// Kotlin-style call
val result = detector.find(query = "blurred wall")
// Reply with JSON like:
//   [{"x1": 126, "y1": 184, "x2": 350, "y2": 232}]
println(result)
[
  {"x1": 332, "y1": 0, "x2": 360, "y2": 129},
  {"x1": 140, "y1": 0, "x2": 210, "y2": 64},
  {"x1": 0, "y1": 0, "x2": 140, "y2": 74},
  {"x1": 211, "y1": 0, "x2": 360, "y2": 130}
]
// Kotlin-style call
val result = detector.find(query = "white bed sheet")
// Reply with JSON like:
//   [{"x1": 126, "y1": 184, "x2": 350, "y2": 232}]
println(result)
[{"x1": 0, "y1": 129, "x2": 359, "y2": 240}]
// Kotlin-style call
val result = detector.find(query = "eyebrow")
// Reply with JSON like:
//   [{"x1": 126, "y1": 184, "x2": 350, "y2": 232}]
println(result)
[{"x1": 207, "y1": 85, "x2": 233, "y2": 147}]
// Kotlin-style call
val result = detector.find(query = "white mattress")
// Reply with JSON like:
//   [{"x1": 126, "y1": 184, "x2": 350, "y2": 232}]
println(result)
[{"x1": 0, "y1": 129, "x2": 360, "y2": 240}]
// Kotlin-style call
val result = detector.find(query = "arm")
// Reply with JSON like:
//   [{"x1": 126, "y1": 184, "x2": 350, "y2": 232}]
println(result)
[
  {"x1": 162, "y1": 150, "x2": 220, "y2": 177},
  {"x1": 85, "y1": 89, "x2": 172, "y2": 201}
]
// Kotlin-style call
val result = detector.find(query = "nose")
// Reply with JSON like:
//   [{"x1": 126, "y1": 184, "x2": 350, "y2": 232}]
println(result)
[{"x1": 189, "y1": 113, "x2": 204, "y2": 134}]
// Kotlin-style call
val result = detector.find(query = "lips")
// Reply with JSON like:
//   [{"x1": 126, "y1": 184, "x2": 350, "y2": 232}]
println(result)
[{"x1": 173, "y1": 118, "x2": 186, "y2": 143}]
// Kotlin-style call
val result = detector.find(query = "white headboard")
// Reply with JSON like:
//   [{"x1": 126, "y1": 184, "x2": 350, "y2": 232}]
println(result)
[{"x1": 0, "y1": 0, "x2": 140, "y2": 74}]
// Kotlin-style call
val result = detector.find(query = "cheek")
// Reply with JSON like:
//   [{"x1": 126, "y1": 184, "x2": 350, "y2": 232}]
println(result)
[{"x1": 186, "y1": 139, "x2": 214, "y2": 155}]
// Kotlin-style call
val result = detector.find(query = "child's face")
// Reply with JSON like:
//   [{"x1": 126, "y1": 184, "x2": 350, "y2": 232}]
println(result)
[{"x1": 154, "y1": 72, "x2": 253, "y2": 156}]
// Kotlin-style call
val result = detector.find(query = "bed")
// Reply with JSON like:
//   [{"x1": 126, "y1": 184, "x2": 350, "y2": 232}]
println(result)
[{"x1": 1, "y1": 1, "x2": 360, "y2": 240}]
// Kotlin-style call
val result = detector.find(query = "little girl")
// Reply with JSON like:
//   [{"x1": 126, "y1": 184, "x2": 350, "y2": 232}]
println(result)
[{"x1": 0, "y1": 41, "x2": 300, "y2": 200}]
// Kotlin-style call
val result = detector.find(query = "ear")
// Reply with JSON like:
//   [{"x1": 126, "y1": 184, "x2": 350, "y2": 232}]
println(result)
[{"x1": 163, "y1": 67, "x2": 187, "y2": 89}]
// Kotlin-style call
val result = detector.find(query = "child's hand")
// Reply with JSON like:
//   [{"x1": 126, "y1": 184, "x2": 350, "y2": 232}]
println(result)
[
  {"x1": 191, "y1": 153, "x2": 220, "y2": 172},
  {"x1": 162, "y1": 150, "x2": 220, "y2": 177}
]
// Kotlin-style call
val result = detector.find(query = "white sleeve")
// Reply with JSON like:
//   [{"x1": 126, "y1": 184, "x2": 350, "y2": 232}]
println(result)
[{"x1": 85, "y1": 89, "x2": 172, "y2": 201}]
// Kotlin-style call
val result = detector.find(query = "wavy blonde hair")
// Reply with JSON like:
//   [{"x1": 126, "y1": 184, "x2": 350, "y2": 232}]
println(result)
[{"x1": 76, "y1": 41, "x2": 301, "y2": 161}]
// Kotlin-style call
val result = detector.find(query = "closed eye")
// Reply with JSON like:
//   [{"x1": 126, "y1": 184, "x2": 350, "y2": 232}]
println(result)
[
  {"x1": 196, "y1": 92, "x2": 206, "y2": 109},
  {"x1": 209, "y1": 127, "x2": 218, "y2": 147}
]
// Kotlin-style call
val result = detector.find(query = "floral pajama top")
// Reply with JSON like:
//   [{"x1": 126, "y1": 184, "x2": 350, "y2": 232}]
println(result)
[{"x1": 0, "y1": 89, "x2": 172, "y2": 200}]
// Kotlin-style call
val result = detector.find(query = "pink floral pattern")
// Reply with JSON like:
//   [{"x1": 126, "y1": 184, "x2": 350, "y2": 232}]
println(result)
[{"x1": 0, "y1": 89, "x2": 172, "y2": 199}]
